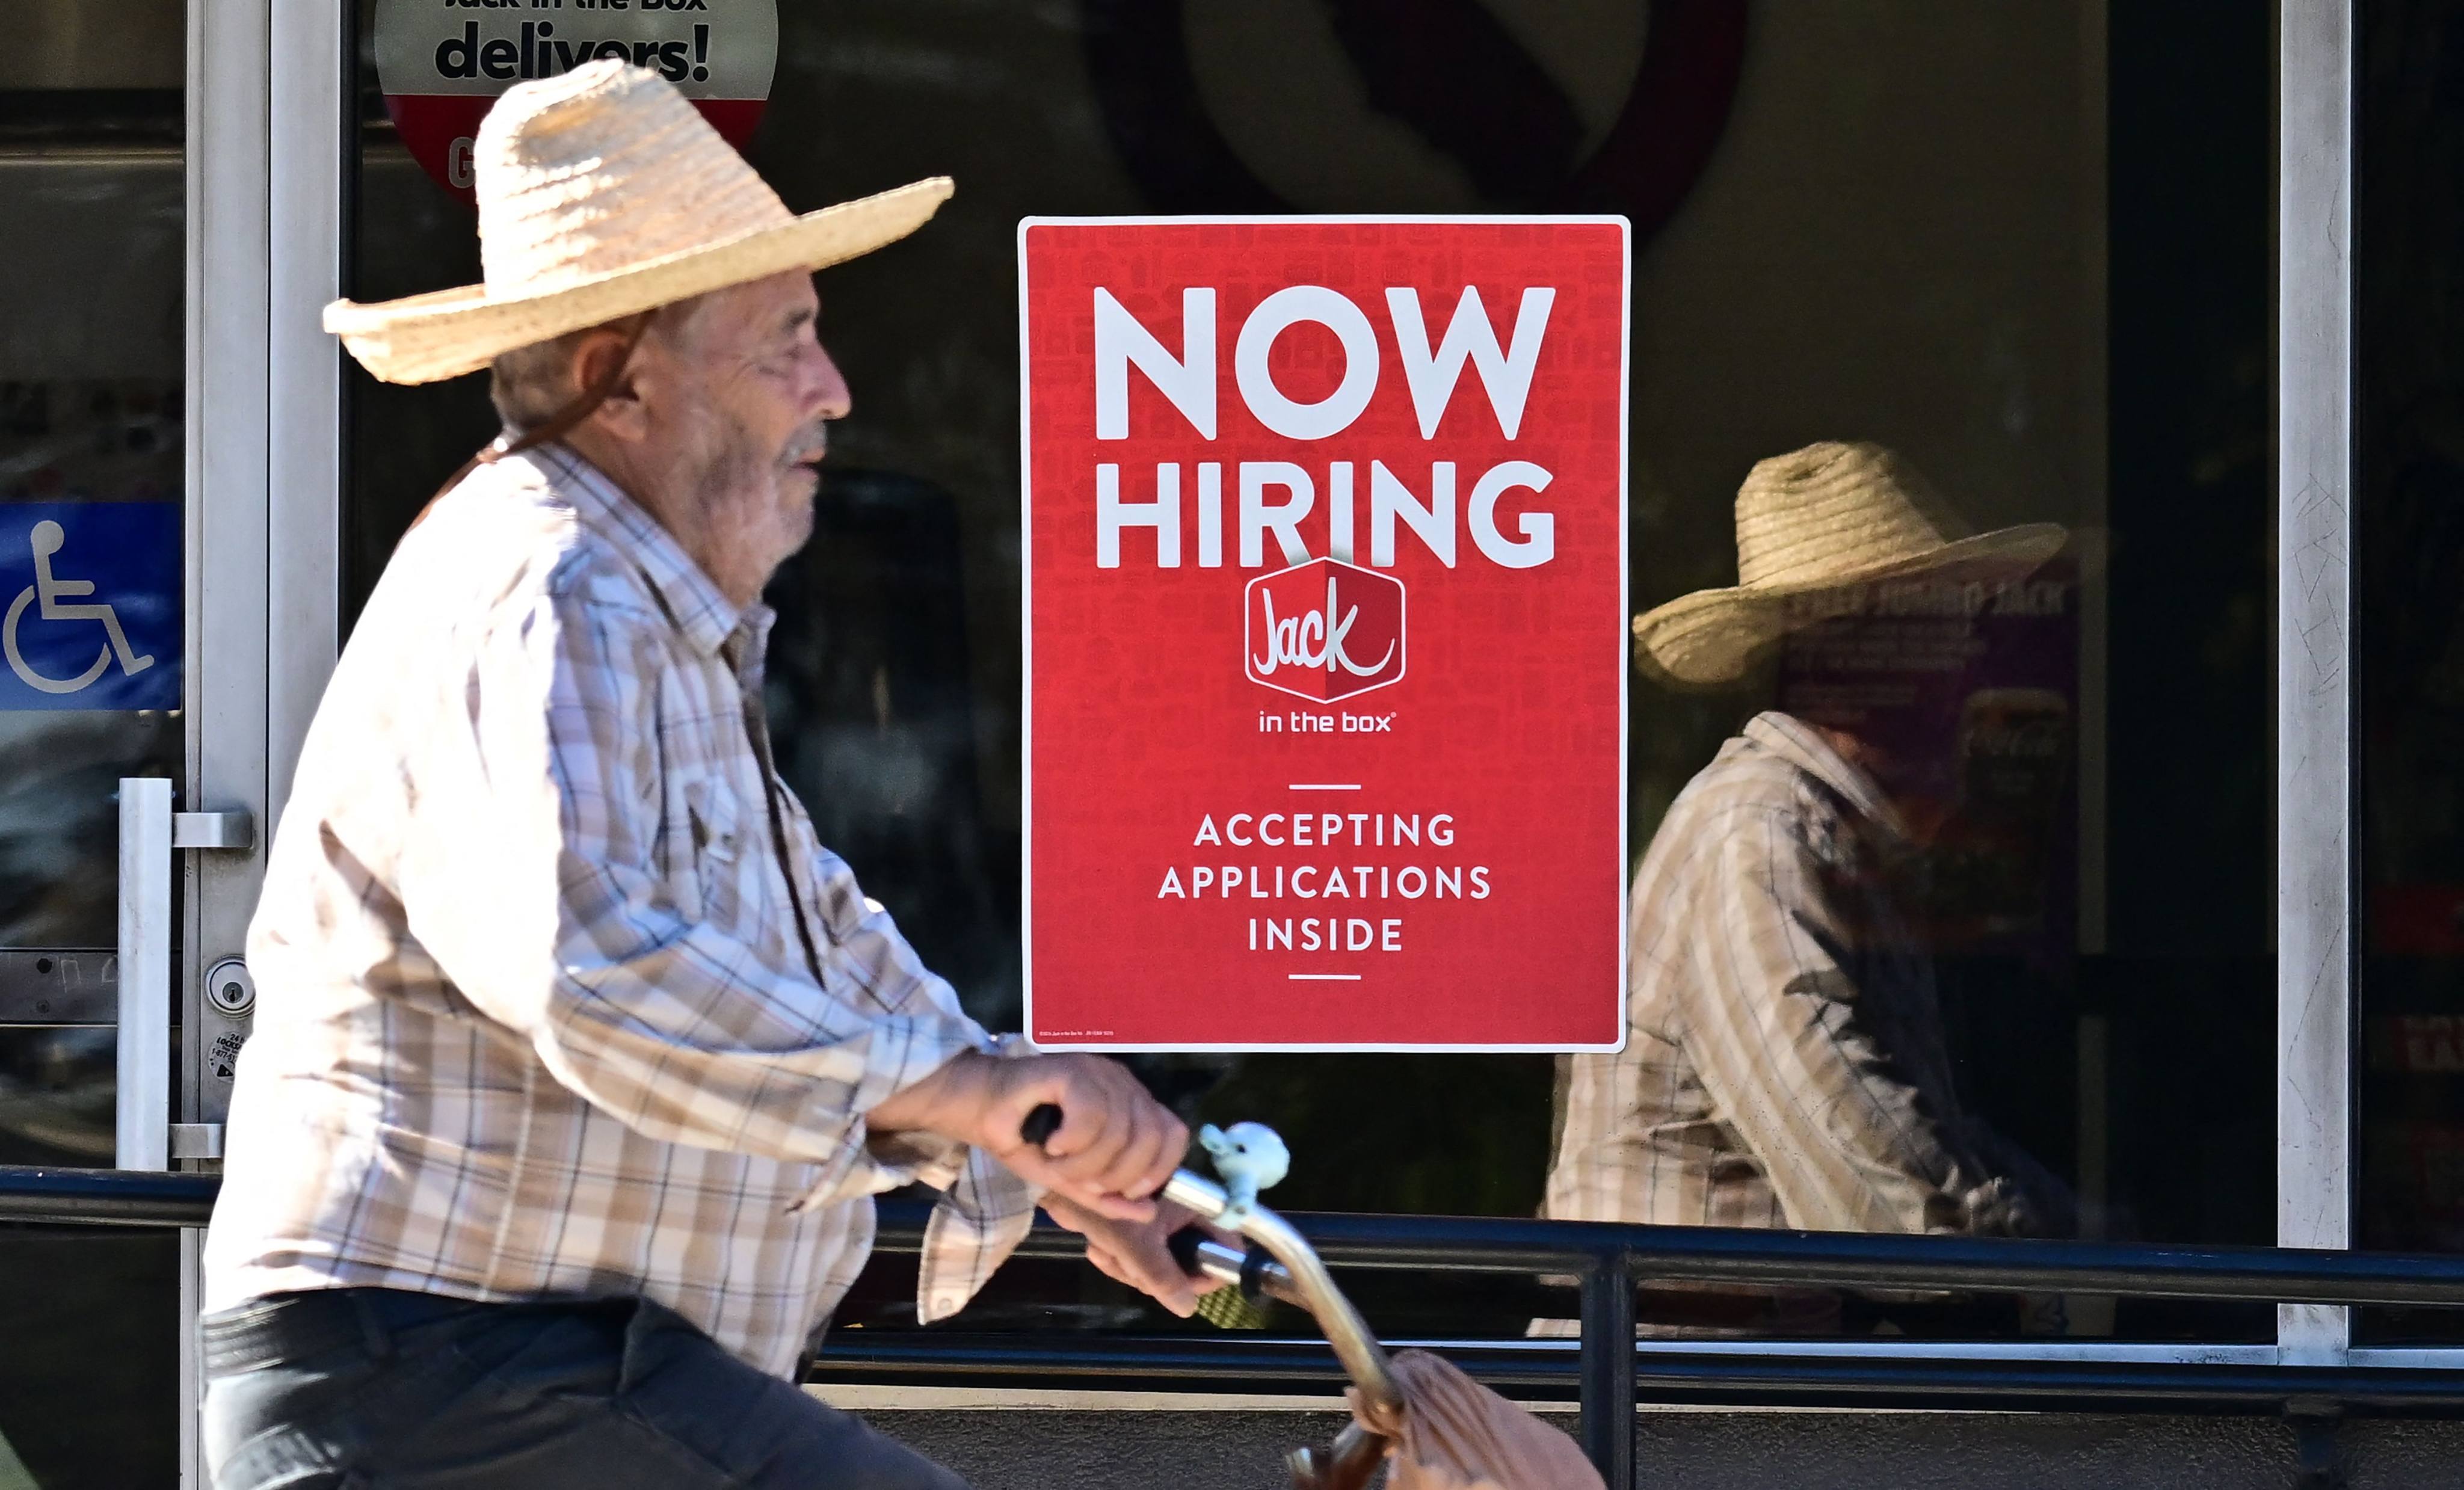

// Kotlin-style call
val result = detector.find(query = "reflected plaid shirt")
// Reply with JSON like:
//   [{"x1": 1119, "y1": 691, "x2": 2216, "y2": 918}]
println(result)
[
  {"x1": 204, "y1": 446, "x2": 1033, "y2": 1378},
  {"x1": 1544, "y1": 712, "x2": 2066, "y2": 1239}
]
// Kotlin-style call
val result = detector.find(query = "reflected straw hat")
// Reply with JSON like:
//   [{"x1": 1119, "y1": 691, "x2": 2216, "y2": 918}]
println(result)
[
  {"x1": 1631, "y1": 440, "x2": 2068, "y2": 686},
  {"x1": 324, "y1": 60, "x2": 952, "y2": 385}
]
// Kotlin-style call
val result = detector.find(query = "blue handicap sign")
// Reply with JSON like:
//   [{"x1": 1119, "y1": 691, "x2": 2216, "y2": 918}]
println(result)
[{"x1": 0, "y1": 503, "x2": 181, "y2": 711}]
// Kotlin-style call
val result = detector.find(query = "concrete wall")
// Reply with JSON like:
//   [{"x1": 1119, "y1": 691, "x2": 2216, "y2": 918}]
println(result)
[{"x1": 862, "y1": 1408, "x2": 2464, "y2": 1489}]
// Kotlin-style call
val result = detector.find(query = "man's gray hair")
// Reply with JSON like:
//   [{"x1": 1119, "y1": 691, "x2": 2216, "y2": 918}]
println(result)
[{"x1": 487, "y1": 295, "x2": 708, "y2": 433}]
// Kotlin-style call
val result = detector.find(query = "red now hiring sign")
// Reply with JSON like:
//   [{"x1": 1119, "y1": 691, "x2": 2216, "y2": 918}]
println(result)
[{"x1": 1022, "y1": 219, "x2": 1630, "y2": 1050}]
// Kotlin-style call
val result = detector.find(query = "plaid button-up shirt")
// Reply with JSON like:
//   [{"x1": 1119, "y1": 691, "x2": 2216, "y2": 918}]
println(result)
[
  {"x1": 203, "y1": 446, "x2": 1033, "y2": 1378},
  {"x1": 1544, "y1": 712, "x2": 2067, "y2": 1239}
]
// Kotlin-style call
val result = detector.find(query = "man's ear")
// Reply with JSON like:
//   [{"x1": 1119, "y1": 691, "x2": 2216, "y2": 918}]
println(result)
[{"x1": 569, "y1": 324, "x2": 653, "y2": 443}]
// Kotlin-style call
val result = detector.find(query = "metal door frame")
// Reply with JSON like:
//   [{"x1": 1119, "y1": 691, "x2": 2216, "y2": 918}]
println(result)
[
  {"x1": 186, "y1": 0, "x2": 345, "y2": 1128},
  {"x1": 179, "y1": 2, "x2": 343, "y2": 1483}
]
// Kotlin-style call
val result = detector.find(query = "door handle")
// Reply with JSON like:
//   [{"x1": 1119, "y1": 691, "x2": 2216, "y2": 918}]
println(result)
[
  {"x1": 172, "y1": 810, "x2": 253, "y2": 851},
  {"x1": 116, "y1": 778, "x2": 171, "y2": 1171},
  {"x1": 114, "y1": 783, "x2": 259, "y2": 1167},
  {"x1": 116, "y1": 788, "x2": 257, "y2": 1172},
  {"x1": 169, "y1": 1123, "x2": 225, "y2": 1161}
]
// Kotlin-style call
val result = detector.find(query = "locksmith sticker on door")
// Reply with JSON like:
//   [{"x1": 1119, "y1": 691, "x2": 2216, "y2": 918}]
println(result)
[
  {"x1": 1022, "y1": 218, "x2": 1630, "y2": 1051},
  {"x1": 1, "y1": 503, "x2": 180, "y2": 711},
  {"x1": 374, "y1": 0, "x2": 778, "y2": 203}
]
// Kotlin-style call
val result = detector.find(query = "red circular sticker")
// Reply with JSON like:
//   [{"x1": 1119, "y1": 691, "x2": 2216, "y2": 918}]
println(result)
[{"x1": 373, "y1": 0, "x2": 779, "y2": 204}]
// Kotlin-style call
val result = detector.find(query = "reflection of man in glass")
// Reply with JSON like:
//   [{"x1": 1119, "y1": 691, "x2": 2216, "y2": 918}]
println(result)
[{"x1": 1546, "y1": 442, "x2": 2075, "y2": 1258}]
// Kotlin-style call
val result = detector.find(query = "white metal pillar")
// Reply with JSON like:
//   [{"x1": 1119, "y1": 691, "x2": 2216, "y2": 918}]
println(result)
[{"x1": 2277, "y1": 0, "x2": 2356, "y2": 1367}]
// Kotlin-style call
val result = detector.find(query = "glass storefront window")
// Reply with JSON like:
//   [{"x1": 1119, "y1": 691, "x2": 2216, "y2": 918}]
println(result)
[
  {"x1": 0, "y1": 4, "x2": 186, "y2": 1483},
  {"x1": 2358, "y1": 0, "x2": 2464, "y2": 1347},
  {"x1": 341, "y1": 1, "x2": 2278, "y2": 1344}
]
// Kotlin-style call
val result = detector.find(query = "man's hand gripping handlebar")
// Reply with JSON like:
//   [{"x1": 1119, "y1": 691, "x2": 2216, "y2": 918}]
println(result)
[
  {"x1": 1019, "y1": 1104, "x2": 1407, "y2": 1490},
  {"x1": 867, "y1": 1050, "x2": 1186, "y2": 1222}
]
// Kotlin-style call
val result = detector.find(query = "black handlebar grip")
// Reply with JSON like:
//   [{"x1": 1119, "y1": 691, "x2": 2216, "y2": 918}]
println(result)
[
  {"x1": 1166, "y1": 1224, "x2": 1206, "y2": 1276},
  {"x1": 1020, "y1": 1103, "x2": 1064, "y2": 1147}
]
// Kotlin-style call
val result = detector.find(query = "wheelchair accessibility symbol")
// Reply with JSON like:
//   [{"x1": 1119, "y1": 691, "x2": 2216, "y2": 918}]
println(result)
[
  {"x1": 0, "y1": 503, "x2": 180, "y2": 711},
  {"x1": 6, "y1": 520, "x2": 156, "y2": 694}
]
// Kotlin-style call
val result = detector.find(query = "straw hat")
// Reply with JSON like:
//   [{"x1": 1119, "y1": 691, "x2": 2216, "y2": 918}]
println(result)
[
  {"x1": 324, "y1": 61, "x2": 952, "y2": 385},
  {"x1": 1631, "y1": 441, "x2": 2067, "y2": 686}
]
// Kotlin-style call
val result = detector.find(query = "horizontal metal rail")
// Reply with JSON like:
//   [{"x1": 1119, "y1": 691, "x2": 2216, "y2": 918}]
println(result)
[
  {"x1": 13, "y1": 1163, "x2": 2464, "y2": 1473},
  {"x1": 13, "y1": 1166, "x2": 2464, "y2": 1313},
  {"x1": 0, "y1": 1165, "x2": 217, "y2": 1227},
  {"x1": 802, "y1": 1333, "x2": 2464, "y2": 1414},
  {"x1": 875, "y1": 1204, "x2": 2464, "y2": 1311}
]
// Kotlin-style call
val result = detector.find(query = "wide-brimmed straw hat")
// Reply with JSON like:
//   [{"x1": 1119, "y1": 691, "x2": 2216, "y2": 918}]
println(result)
[
  {"x1": 324, "y1": 61, "x2": 952, "y2": 385},
  {"x1": 1632, "y1": 441, "x2": 2067, "y2": 686}
]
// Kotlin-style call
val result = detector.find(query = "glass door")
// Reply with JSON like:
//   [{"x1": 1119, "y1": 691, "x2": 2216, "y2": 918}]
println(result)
[
  {"x1": 0, "y1": 4, "x2": 188, "y2": 1483},
  {"x1": 336, "y1": 0, "x2": 2283, "y2": 1352}
]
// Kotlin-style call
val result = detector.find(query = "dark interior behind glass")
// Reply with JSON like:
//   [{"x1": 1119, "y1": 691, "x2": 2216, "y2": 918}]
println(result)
[
  {"x1": 2358, "y1": 0, "x2": 2464, "y2": 1346},
  {"x1": 343, "y1": 0, "x2": 2275, "y2": 1343},
  {"x1": 0, "y1": 2, "x2": 185, "y2": 1482}
]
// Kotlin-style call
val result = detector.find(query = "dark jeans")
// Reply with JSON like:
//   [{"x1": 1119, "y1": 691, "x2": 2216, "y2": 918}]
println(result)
[{"x1": 200, "y1": 1288, "x2": 969, "y2": 1489}]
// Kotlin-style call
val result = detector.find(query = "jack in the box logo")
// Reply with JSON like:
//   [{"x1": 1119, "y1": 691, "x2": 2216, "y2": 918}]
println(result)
[{"x1": 1243, "y1": 557, "x2": 1406, "y2": 703}]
